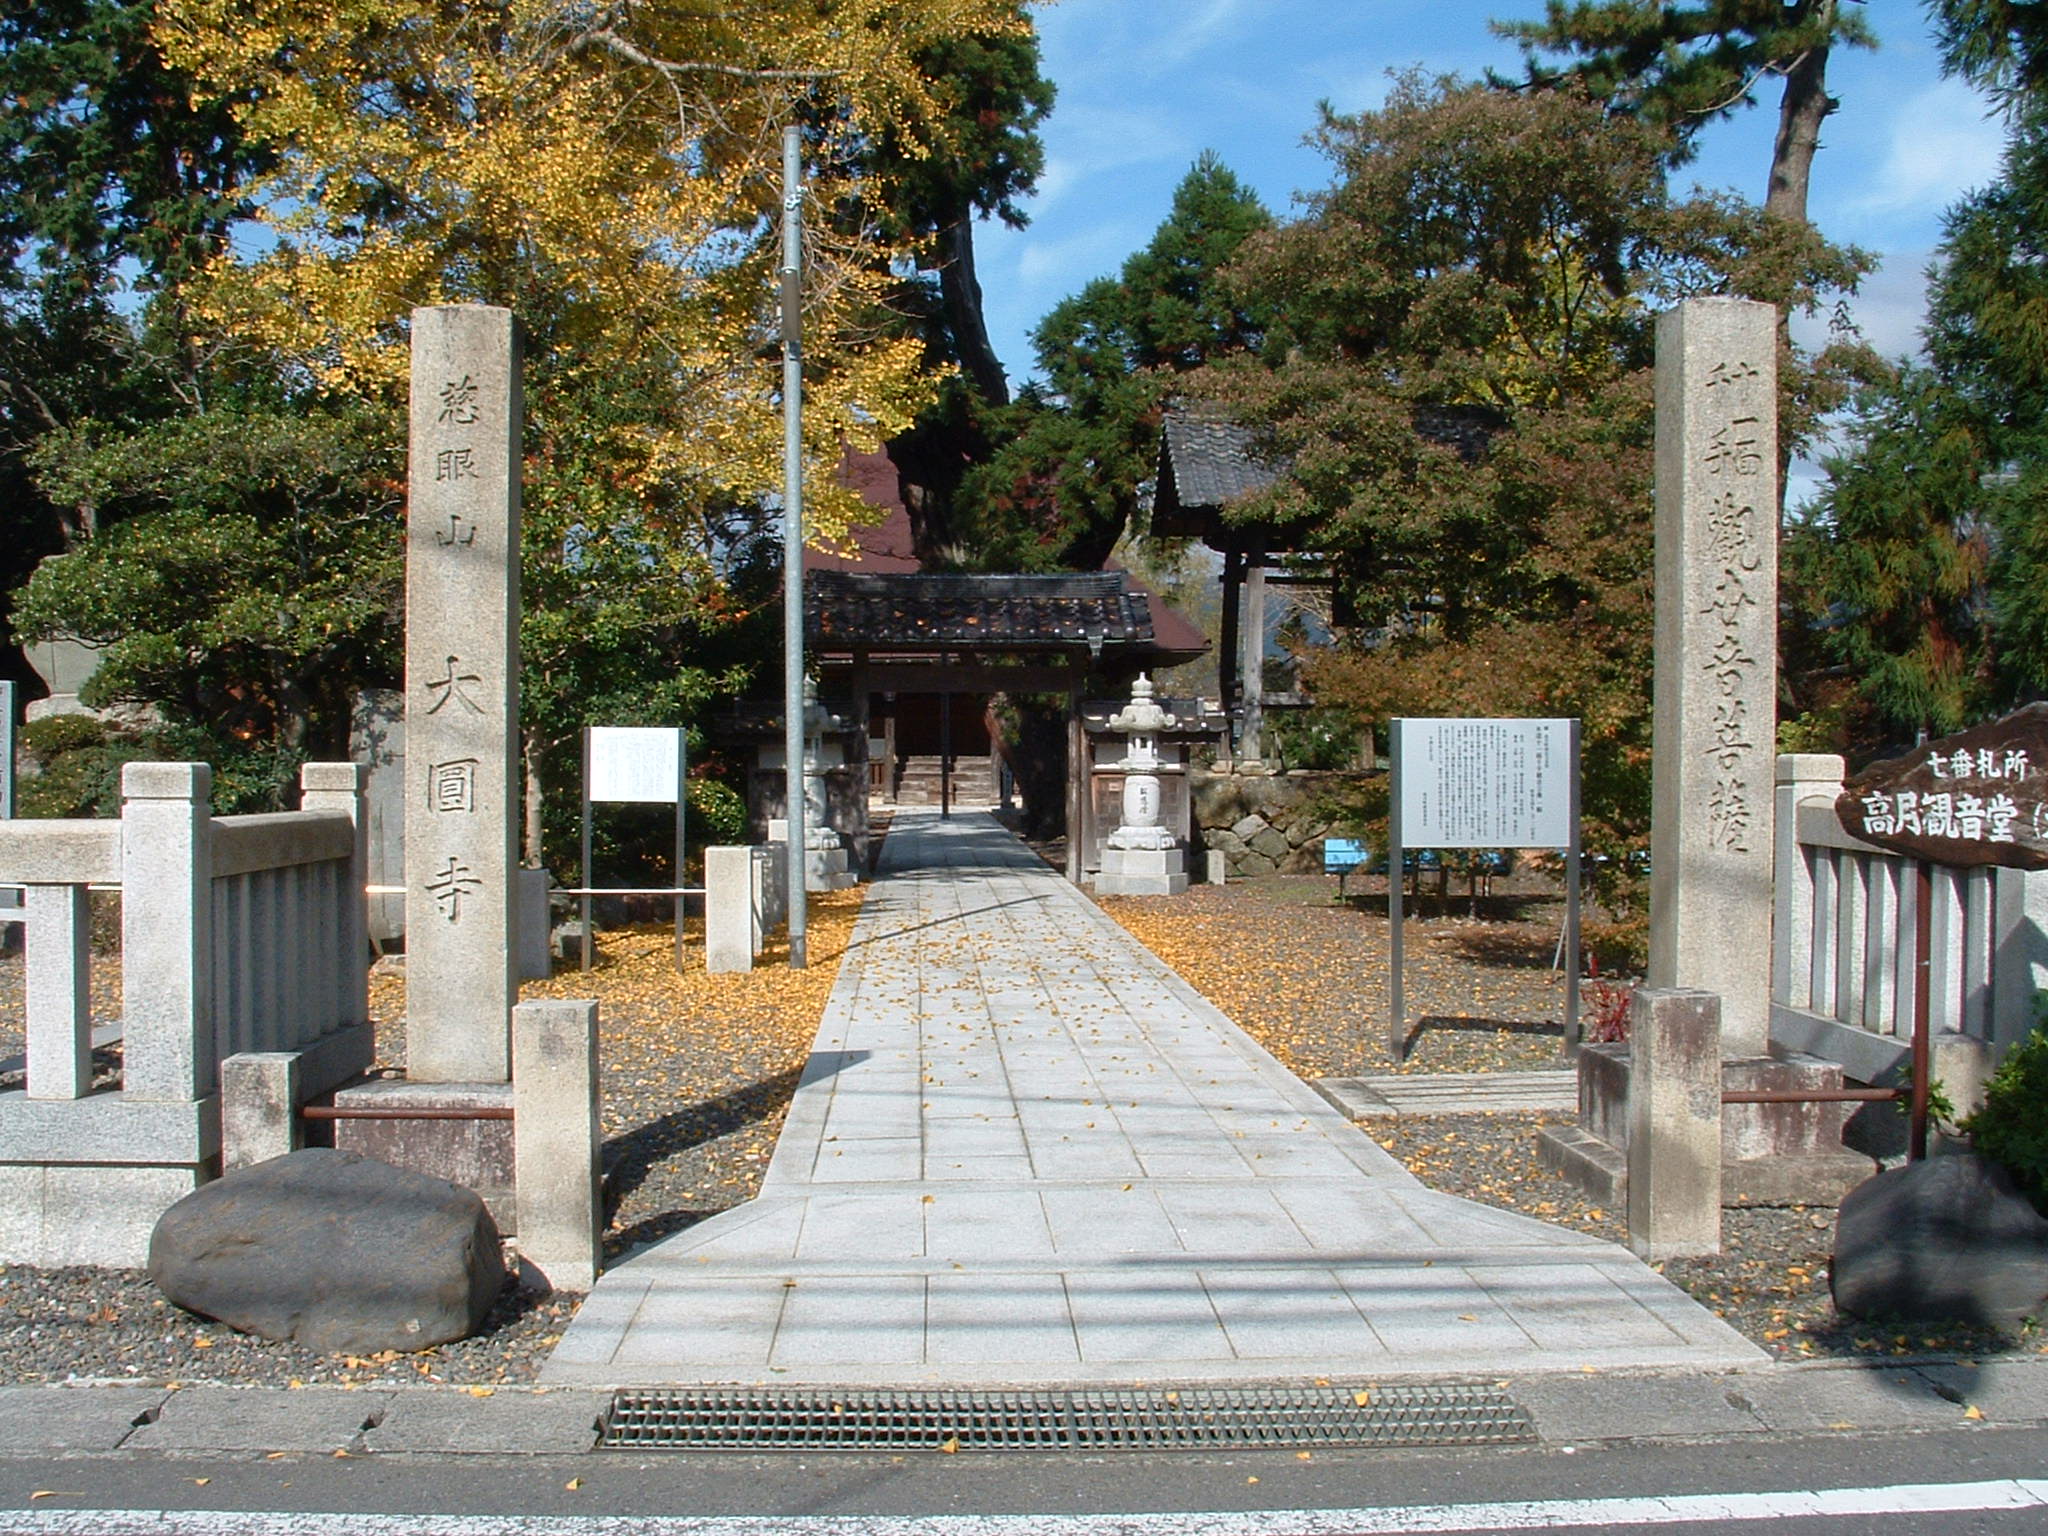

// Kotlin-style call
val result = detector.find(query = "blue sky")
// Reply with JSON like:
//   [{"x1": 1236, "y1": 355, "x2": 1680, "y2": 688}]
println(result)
[{"x1": 977, "y1": 0, "x2": 2010, "y2": 402}]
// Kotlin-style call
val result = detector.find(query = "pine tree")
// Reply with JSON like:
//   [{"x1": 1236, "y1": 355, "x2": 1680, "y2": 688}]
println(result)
[{"x1": 1492, "y1": 0, "x2": 1876, "y2": 224}]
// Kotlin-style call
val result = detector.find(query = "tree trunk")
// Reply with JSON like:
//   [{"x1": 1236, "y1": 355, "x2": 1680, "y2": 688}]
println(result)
[
  {"x1": 1766, "y1": 0, "x2": 1836, "y2": 225},
  {"x1": 523, "y1": 729, "x2": 544, "y2": 868},
  {"x1": 938, "y1": 215, "x2": 1009, "y2": 408}
]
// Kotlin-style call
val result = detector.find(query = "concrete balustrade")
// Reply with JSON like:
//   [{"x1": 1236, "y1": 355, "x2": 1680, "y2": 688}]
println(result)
[
  {"x1": 1771, "y1": 753, "x2": 2048, "y2": 1109},
  {"x1": 0, "y1": 761, "x2": 374, "y2": 1265}
]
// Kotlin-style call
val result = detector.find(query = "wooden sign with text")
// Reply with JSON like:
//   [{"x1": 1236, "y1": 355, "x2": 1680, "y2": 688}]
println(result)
[{"x1": 1835, "y1": 703, "x2": 2048, "y2": 871}]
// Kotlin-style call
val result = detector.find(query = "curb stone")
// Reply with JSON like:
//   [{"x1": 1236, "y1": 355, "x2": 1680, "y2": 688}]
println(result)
[{"x1": 0, "y1": 1359, "x2": 2041, "y2": 1457}]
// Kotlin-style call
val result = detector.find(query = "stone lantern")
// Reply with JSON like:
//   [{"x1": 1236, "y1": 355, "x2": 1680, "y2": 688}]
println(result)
[
  {"x1": 800, "y1": 675, "x2": 857, "y2": 891},
  {"x1": 1095, "y1": 674, "x2": 1189, "y2": 896}
]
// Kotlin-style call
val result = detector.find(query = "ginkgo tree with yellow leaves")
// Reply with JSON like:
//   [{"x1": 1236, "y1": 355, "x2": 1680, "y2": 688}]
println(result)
[
  {"x1": 16, "y1": 0, "x2": 1034, "y2": 861},
  {"x1": 156, "y1": 0, "x2": 1021, "y2": 544}
]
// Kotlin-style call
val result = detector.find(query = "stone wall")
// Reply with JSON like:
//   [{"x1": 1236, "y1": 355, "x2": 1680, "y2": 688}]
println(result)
[{"x1": 1190, "y1": 766, "x2": 1362, "y2": 877}]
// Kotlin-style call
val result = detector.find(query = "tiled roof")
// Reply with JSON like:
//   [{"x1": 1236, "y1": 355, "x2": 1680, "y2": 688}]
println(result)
[
  {"x1": 1158, "y1": 412, "x2": 1282, "y2": 508},
  {"x1": 806, "y1": 571, "x2": 1160, "y2": 653}
]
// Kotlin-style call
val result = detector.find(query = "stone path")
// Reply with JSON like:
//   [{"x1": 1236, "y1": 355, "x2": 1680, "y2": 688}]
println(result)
[{"x1": 542, "y1": 811, "x2": 1758, "y2": 1387}]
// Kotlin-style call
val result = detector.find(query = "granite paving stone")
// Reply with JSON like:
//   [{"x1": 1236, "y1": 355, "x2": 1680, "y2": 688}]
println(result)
[{"x1": 542, "y1": 809, "x2": 1762, "y2": 1386}]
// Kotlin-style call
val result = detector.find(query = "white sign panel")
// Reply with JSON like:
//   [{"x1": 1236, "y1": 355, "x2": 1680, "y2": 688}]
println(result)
[
  {"x1": 588, "y1": 727, "x2": 684, "y2": 804},
  {"x1": 1396, "y1": 718, "x2": 1572, "y2": 848}
]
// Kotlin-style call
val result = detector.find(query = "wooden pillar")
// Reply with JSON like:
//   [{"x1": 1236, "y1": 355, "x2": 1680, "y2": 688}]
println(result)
[
  {"x1": 1242, "y1": 548, "x2": 1267, "y2": 765},
  {"x1": 1219, "y1": 545, "x2": 1243, "y2": 761},
  {"x1": 881, "y1": 694, "x2": 897, "y2": 802},
  {"x1": 848, "y1": 650, "x2": 871, "y2": 868},
  {"x1": 1066, "y1": 662, "x2": 1084, "y2": 885}
]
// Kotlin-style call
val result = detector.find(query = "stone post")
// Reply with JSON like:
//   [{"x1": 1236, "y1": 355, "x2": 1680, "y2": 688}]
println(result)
[
  {"x1": 1773, "y1": 753, "x2": 1845, "y2": 1016},
  {"x1": 24, "y1": 883, "x2": 90, "y2": 1100},
  {"x1": 704, "y1": 846, "x2": 754, "y2": 973},
  {"x1": 299, "y1": 762, "x2": 369, "y2": 1031},
  {"x1": 221, "y1": 1052, "x2": 300, "y2": 1171},
  {"x1": 513, "y1": 999, "x2": 602, "y2": 1293},
  {"x1": 120, "y1": 762, "x2": 213, "y2": 1101},
  {"x1": 1626, "y1": 986, "x2": 1723, "y2": 1261},
  {"x1": 1650, "y1": 297, "x2": 1778, "y2": 1058},
  {"x1": 404, "y1": 305, "x2": 522, "y2": 1083}
]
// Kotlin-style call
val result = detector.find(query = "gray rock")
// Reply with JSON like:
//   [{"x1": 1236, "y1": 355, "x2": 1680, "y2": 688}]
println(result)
[
  {"x1": 1237, "y1": 852, "x2": 1278, "y2": 876},
  {"x1": 1249, "y1": 826, "x2": 1292, "y2": 861},
  {"x1": 1229, "y1": 814, "x2": 1267, "y2": 841},
  {"x1": 1831, "y1": 1151, "x2": 2048, "y2": 1332},
  {"x1": 149, "y1": 1147, "x2": 505, "y2": 1355}
]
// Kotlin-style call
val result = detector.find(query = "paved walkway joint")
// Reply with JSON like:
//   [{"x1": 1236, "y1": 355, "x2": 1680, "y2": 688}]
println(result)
[{"x1": 543, "y1": 812, "x2": 1759, "y2": 1387}]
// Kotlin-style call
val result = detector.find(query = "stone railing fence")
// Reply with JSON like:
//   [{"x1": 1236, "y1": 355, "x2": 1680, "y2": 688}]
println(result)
[
  {"x1": 1772, "y1": 753, "x2": 2048, "y2": 1109},
  {"x1": 1, "y1": 761, "x2": 374, "y2": 1265}
]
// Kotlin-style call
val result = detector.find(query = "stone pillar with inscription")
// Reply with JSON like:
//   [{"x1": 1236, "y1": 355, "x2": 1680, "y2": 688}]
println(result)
[
  {"x1": 402, "y1": 305, "x2": 522, "y2": 1083},
  {"x1": 1649, "y1": 297, "x2": 1777, "y2": 1058}
]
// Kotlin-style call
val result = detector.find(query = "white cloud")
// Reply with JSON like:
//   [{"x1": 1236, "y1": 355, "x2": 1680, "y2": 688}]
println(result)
[{"x1": 1848, "y1": 79, "x2": 2005, "y2": 219}]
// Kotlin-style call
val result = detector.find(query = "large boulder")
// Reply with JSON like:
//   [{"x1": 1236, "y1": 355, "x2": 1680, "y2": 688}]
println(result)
[
  {"x1": 1831, "y1": 1150, "x2": 2048, "y2": 1332},
  {"x1": 149, "y1": 1147, "x2": 505, "y2": 1354}
]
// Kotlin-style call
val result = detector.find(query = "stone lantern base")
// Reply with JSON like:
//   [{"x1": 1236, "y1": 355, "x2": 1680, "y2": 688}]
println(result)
[
  {"x1": 804, "y1": 843, "x2": 858, "y2": 892},
  {"x1": 1096, "y1": 844, "x2": 1188, "y2": 897}
]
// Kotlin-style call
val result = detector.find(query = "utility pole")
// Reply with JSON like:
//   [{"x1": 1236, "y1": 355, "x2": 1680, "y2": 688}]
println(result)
[{"x1": 780, "y1": 125, "x2": 808, "y2": 969}]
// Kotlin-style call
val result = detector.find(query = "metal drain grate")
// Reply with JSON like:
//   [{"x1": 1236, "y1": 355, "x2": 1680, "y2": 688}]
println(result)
[{"x1": 603, "y1": 1384, "x2": 1533, "y2": 1452}]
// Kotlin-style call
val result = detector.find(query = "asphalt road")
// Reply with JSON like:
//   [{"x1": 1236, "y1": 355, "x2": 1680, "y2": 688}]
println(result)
[{"x1": 1, "y1": 1424, "x2": 2044, "y2": 1534}]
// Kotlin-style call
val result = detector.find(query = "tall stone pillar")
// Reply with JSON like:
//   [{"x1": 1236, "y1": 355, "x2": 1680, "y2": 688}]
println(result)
[
  {"x1": 403, "y1": 305, "x2": 522, "y2": 1083},
  {"x1": 1649, "y1": 298, "x2": 1777, "y2": 1058}
]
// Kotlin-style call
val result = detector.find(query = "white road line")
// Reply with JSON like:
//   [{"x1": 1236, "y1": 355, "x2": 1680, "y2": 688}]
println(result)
[{"x1": 3, "y1": 1480, "x2": 2046, "y2": 1536}]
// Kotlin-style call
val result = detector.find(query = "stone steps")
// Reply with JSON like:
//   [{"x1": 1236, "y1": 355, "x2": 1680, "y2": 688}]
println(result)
[
  {"x1": 883, "y1": 755, "x2": 997, "y2": 807},
  {"x1": 1314, "y1": 1070, "x2": 1579, "y2": 1119}
]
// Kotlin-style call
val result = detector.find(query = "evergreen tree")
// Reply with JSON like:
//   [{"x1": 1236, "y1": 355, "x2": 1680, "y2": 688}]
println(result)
[
  {"x1": 1194, "y1": 76, "x2": 1863, "y2": 897},
  {"x1": 949, "y1": 152, "x2": 1272, "y2": 571},
  {"x1": 1492, "y1": 0, "x2": 1876, "y2": 223},
  {"x1": 1787, "y1": 25, "x2": 2048, "y2": 751}
]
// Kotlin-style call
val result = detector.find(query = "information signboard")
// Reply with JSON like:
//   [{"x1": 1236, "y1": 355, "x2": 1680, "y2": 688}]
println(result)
[
  {"x1": 589, "y1": 726, "x2": 686, "y2": 805},
  {"x1": 1388, "y1": 717, "x2": 1581, "y2": 1062},
  {"x1": 1396, "y1": 717, "x2": 1573, "y2": 849},
  {"x1": 580, "y1": 725, "x2": 690, "y2": 971}
]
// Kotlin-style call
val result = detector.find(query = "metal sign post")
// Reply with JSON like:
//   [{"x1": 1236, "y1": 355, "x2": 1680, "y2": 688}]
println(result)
[{"x1": 1387, "y1": 717, "x2": 1579, "y2": 1063}]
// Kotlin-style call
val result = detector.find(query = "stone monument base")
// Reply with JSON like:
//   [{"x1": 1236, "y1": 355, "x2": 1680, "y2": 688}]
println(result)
[
  {"x1": 804, "y1": 845, "x2": 858, "y2": 892},
  {"x1": 1537, "y1": 1046, "x2": 1878, "y2": 1209},
  {"x1": 328, "y1": 1079, "x2": 516, "y2": 1235},
  {"x1": 1096, "y1": 845, "x2": 1189, "y2": 897}
]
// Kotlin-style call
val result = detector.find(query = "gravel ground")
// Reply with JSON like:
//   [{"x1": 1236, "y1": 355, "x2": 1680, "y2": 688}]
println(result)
[
  {"x1": 1103, "y1": 876, "x2": 2047, "y2": 1367},
  {"x1": 0, "y1": 860, "x2": 2039, "y2": 1385}
]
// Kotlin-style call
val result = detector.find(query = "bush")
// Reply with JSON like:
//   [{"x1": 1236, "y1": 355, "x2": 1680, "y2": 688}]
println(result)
[
  {"x1": 16, "y1": 714, "x2": 154, "y2": 818},
  {"x1": 1965, "y1": 1009, "x2": 2048, "y2": 1215},
  {"x1": 1268, "y1": 707, "x2": 1363, "y2": 771}
]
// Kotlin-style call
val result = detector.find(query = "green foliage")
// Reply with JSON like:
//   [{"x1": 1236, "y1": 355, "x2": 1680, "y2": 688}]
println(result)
[
  {"x1": 1964, "y1": 1007, "x2": 2048, "y2": 1213},
  {"x1": 688, "y1": 777, "x2": 749, "y2": 850},
  {"x1": 1492, "y1": 0, "x2": 1876, "y2": 220},
  {"x1": 1788, "y1": 102, "x2": 2048, "y2": 751},
  {"x1": 14, "y1": 400, "x2": 405, "y2": 782},
  {"x1": 1931, "y1": 0, "x2": 2048, "y2": 108},
  {"x1": 950, "y1": 152, "x2": 1272, "y2": 570},
  {"x1": 14, "y1": 713, "x2": 149, "y2": 817},
  {"x1": 1267, "y1": 708, "x2": 1363, "y2": 771},
  {"x1": 1188, "y1": 76, "x2": 1865, "y2": 914},
  {"x1": 1784, "y1": 364, "x2": 1996, "y2": 747}
]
